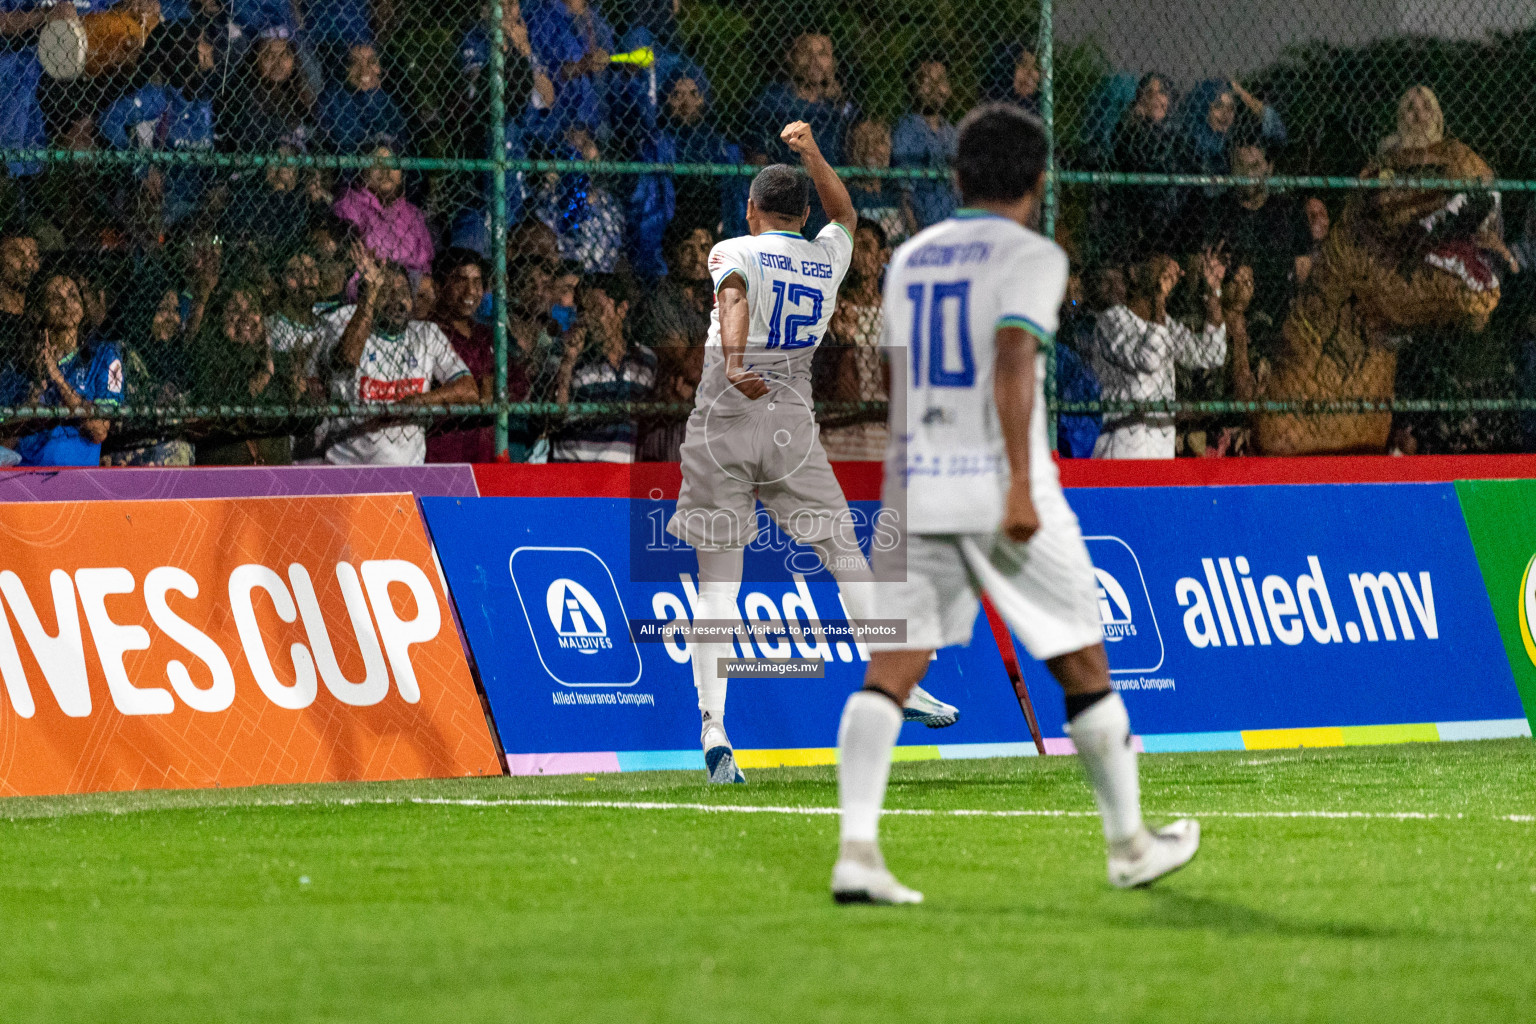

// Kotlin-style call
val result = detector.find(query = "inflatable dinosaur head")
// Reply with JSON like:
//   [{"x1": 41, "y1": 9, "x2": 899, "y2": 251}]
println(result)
[
  {"x1": 1254, "y1": 139, "x2": 1508, "y2": 455},
  {"x1": 1356, "y1": 139, "x2": 1512, "y2": 297}
]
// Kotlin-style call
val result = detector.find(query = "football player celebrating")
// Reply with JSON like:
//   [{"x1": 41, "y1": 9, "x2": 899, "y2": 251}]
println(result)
[{"x1": 668, "y1": 121, "x2": 961, "y2": 785}]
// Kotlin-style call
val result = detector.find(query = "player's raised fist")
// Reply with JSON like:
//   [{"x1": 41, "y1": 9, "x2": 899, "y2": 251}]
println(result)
[{"x1": 780, "y1": 121, "x2": 819, "y2": 159}]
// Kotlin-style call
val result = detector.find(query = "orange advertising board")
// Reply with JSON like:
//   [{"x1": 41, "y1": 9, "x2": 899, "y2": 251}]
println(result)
[{"x1": 0, "y1": 493, "x2": 503, "y2": 796}]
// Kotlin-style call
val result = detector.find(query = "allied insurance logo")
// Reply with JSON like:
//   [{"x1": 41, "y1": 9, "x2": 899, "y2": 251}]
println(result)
[
  {"x1": 1518, "y1": 553, "x2": 1536, "y2": 669},
  {"x1": 1084, "y1": 536, "x2": 1164, "y2": 674},
  {"x1": 510, "y1": 547, "x2": 642, "y2": 687}
]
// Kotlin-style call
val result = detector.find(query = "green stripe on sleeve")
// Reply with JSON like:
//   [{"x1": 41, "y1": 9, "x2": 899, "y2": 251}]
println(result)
[{"x1": 997, "y1": 315, "x2": 1054, "y2": 344}]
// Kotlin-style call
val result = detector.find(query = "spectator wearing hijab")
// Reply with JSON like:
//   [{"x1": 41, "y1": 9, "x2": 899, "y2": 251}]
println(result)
[
  {"x1": 1378, "y1": 85, "x2": 1444, "y2": 154},
  {"x1": 1179, "y1": 77, "x2": 1286, "y2": 181},
  {"x1": 317, "y1": 42, "x2": 408, "y2": 152},
  {"x1": 983, "y1": 43, "x2": 1041, "y2": 116},
  {"x1": 1105, "y1": 73, "x2": 1184, "y2": 262}
]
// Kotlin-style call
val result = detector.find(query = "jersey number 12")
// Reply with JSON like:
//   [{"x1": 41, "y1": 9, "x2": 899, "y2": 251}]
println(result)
[
  {"x1": 906, "y1": 281, "x2": 974, "y2": 387},
  {"x1": 766, "y1": 281, "x2": 824, "y2": 350}
]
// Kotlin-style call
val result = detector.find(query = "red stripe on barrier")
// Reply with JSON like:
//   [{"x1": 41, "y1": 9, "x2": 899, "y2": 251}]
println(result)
[{"x1": 472, "y1": 455, "x2": 1536, "y2": 500}]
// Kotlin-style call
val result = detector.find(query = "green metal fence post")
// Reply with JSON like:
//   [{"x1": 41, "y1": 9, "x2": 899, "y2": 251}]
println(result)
[
  {"x1": 1038, "y1": 0, "x2": 1058, "y2": 450},
  {"x1": 489, "y1": 0, "x2": 511, "y2": 458}
]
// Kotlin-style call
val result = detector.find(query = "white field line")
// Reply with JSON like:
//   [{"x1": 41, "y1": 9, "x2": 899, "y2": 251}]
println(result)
[{"x1": 7, "y1": 794, "x2": 1534, "y2": 823}]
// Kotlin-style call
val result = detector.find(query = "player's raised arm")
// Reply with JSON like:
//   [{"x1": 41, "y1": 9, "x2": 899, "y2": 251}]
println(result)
[{"x1": 781, "y1": 121, "x2": 857, "y2": 234}]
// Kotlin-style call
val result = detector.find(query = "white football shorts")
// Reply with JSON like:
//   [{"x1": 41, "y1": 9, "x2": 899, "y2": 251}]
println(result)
[
  {"x1": 667, "y1": 402, "x2": 850, "y2": 550},
  {"x1": 871, "y1": 487, "x2": 1104, "y2": 660}
]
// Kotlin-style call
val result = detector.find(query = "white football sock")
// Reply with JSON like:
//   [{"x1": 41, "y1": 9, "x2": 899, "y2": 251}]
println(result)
[
  {"x1": 1067, "y1": 691, "x2": 1145, "y2": 851},
  {"x1": 837, "y1": 689, "x2": 903, "y2": 844},
  {"x1": 692, "y1": 548, "x2": 743, "y2": 726}
]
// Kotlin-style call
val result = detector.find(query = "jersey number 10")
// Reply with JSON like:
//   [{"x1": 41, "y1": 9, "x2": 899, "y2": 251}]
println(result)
[
  {"x1": 906, "y1": 281, "x2": 975, "y2": 387},
  {"x1": 766, "y1": 280, "x2": 824, "y2": 350}
]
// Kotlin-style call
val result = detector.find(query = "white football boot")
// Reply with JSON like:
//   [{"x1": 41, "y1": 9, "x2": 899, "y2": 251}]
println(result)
[
  {"x1": 901, "y1": 685, "x2": 960, "y2": 728},
  {"x1": 831, "y1": 842, "x2": 924, "y2": 905},
  {"x1": 1107, "y1": 819, "x2": 1200, "y2": 889},
  {"x1": 701, "y1": 717, "x2": 745, "y2": 784}
]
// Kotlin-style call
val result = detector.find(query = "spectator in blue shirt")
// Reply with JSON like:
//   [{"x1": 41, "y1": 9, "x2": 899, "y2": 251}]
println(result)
[
  {"x1": 747, "y1": 32, "x2": 857, "y2": 168},
  {"x1": 526, "y1": 0, "x2": 615, "y2": 140},
  {"x1": 631, "y1": 67, "x2": 746, "y2": 275},
  {"x1": 16, "y1": 273, "x2": 123, "y2": 466},
  {"x1": 302, "y1": 0, "x2": 388, "y2": 80},
  {"x1": 533, "y1": 127, "x2": 625, "y2": 273},
  {"x1": 101, "y1": 23, "x2": 220, "y2": 232},
  {"x1": 892, "y1": 59, "x2": 960, "y2": 229},
  {"x1": 845, "y1": 118, "x2": 914, "y2": 245},
  {"x1": 316, "y1": 41, "x2": 407, "y2": 152}
]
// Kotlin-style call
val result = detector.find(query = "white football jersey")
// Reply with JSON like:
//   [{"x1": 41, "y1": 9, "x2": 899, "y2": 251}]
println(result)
[
  {"x1": 696, "y1": 223, "x2": 854, "y2": 415},
  {"x1": 881, "y1": 210, "x2": 1069, "y2": 534}
]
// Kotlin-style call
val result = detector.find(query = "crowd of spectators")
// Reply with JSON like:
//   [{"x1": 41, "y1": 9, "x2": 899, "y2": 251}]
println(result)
[
  {"x1": 0, "y1": 4, "x2": 992, "y2": 467},
  {"x1": 0, "y1": 0, "x2": 1509, "y2": 464}
]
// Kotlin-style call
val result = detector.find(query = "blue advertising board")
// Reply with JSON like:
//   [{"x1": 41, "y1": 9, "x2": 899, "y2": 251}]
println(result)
[
  {"x1": 1013, "y1": 482, "x2": 1525, "y2": 747},
  {"x1": 422, "y1": 497, "x2": 1035, "y2": 768},
  {"x1": 424, "y1": 482, "x2": 1528, "y2": 772}
]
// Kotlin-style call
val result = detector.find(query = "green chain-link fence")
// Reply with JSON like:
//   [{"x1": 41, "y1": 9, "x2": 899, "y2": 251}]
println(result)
[{"x1": 0, "y1": 0, "x2": 1530, "y2": 465}]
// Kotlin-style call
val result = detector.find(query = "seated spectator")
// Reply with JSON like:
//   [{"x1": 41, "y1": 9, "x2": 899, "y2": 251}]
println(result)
[
  {"x1": 638, "y1": 69, "x2": 746, "y2": 253},
  {"x1": 312, "y1": 245, "x2": 477, "y2": 465},
  {"x1": 1056, "y1": 268, "x2": 1113, "y2": 458},
  {"x1": 307, "y1": 212, "x2": 352, "y2": 309},
  {"x1": 268, "y1": 249, "x2": 326, "y2": 365},
  {"x1": 191, "y1": 283, "x2": 301, "y2": 465},
  {"x1": 1179, "y1": 77, "x2": 1286, "y2": 182},
  {"x1": 317, "y1": 42, "x2": 408, "y2": 152},
  {"x1": 305, "y1": 0, "x2": 389, "y2": 81},
  {"x1": 101, "y1": 22, "x2": 220, "y2": 232},
  {"x1": 635, "y1": 219, "x2": 711, "y2": 459},
  {"x1": 892, "y1": 59, "x2": 960, "y2": 230},
  {"x1": 223, "y1": 140, "x2": 330, "y2": 256},
  {"x1": 1202, "y1": 138, "x2": 1309, "y2": 363},
  {"x1": 1091, "y1": 250, "x2": 1227, "y2": 459},
  {"x1": 749, "y1": 32, "x2": 857, "y2": 169},
  {"x1": 1106, "y1": 72, "x2": 1184, "y2": 262},
  {"x1": 552, "y1": 273, "x2": 654, "y2": 462},
  {"x1": 526, "y1": 0, "x2": 615, "y2": 139},
  {"x1": 820, "y1": 220, "x2": 889, "y2": 462},
  {"x1": 333, "y1": 143, "x2": 434, "y2": 275},
  {"x1": 1379, "y1": 85, "x2": 1443, "y2": 155},
  {"x1": 984, "y1": 43, "x2": 1040, "y2": 115},
  {"x1": 104, "y1": 277, "x2": 195, "y2": 466},
  {"x1": 846, "y1": 119, "x2": 914, "y2": 246},
  {"x1": 532, "y1": 128, "x2": 625, "y2": 273},
  {"x1": 504, "y1": 217, "x2": 567, "y2": 460},
  {"x1": 427, "y1": 248, "x2": 518, "y2": 464},
  {"x1": 223, "y1": 29, "x2": 317, "y2": 151},
  {"x1": 15, "y1": 274, "x2": 124, "y2": 466}
]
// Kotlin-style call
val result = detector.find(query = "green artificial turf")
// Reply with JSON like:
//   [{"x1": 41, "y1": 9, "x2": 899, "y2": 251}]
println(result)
[{"x1": 2, "y1": 740, "x2": 1535, "y2": 1022}]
